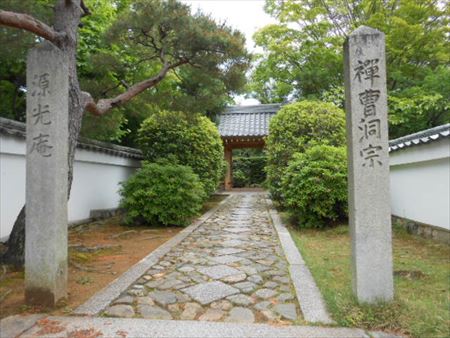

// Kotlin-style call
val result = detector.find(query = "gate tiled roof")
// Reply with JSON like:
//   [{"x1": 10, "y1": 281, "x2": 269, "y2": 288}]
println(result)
[{"x1": 218, "y1": 104, "x2": 281, "y2": 138}]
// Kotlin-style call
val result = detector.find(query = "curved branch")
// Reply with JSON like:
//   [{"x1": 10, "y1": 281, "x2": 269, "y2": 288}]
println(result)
[
  {"x1": 0, "y1": 10, "x2": 66, "y2": 44},
  {"x1": 84, "y1": 59, "x2": 189, "y2": 115}
]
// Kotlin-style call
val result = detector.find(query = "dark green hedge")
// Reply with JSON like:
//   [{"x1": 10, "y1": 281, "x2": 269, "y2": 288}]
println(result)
[
  {"x1": 282, "y1": 145, "x2": 348, "y2": 228},
  {"x1": 138, "y1": 110, "x2": 225, "y2": 196},
  {"x1": 232, "y1": 156, "x2": 266, "y2": 187},
  {"x1": 119, "y1": 161, "x2": 205, "y2": 226},
  {"x1": 265, "y1": 100, "x2": 346, "y2": 202}
]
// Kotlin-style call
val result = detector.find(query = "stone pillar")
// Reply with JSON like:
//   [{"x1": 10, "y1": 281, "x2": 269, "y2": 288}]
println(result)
[
  {"x1": 25, "y1": 42, "x2": 69, "y2": 306},
  {"x1": 224, "y1": 147, "x2": 233, "y2": 191},
  {"x1": 344, "y1": 26, "x2": 394, "y2": 303}
]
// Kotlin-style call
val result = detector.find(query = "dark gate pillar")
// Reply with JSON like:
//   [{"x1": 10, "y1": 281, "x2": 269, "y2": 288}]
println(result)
[{"x1": 224, "y1": 147, "x2": 233, "y2": 190}]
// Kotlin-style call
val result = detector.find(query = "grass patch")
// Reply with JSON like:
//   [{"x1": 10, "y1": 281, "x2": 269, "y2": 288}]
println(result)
[{"x1": 288, "y1": 218, "x2": 450, "y2": 337}]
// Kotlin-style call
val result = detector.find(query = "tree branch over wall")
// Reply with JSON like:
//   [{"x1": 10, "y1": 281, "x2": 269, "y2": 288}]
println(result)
[
  {"x1": 0, "y1": 9, "x2": 191, "y2": 117},
  {"x1": 83, "y1": 59, "x2": 189, "y2": 115},
  {"x1": 0, "y1": 10, "x2": 66, "y2": 45}
]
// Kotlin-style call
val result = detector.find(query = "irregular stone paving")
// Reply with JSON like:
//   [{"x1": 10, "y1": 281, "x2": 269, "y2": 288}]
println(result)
[{"x1": 104, "y1": 193, "x2": 302, "y2": 324}]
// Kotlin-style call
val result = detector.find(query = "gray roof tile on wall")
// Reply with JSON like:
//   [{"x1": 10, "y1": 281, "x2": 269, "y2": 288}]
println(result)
[
  {"x1": 0, "y1": 117, "x2": 143, "y2": 159},
  {"x1": 389, "y1": 123, "x2": 450, "y2": 152}
]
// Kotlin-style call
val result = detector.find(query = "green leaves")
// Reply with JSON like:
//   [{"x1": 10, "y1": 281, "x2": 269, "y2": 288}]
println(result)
[
  {"x1": 232, "y1": 155, "x2": 267, "y2": 188},
  {"x1": 0, "y1": 0, "x2": 250, "y2": 144},
  {"x1": 251, "y1": 0, "x2": 449, "y2": 137},
  {"x1": 78, "y1": 0, "x2": 250, "y2": 143},
  {"x1": 120, "y1": 161, "x2": 206, "y2": 226},
  {"x1": 281, "y1": 145, "x2": 348, "y2": 228},
  {"x1": 265, "y1": 100, "x2": 346, "y2": 201},
  {"x1": 137, "y1": 110, "x2": 225, "y2": 196}
]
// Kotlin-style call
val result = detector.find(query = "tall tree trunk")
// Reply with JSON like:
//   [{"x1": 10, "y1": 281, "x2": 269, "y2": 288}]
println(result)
[{"x1": 1, "y1": 0, "x2": 83, "y2": 267}]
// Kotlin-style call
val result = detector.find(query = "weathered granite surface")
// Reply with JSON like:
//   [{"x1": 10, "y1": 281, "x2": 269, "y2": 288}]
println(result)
[
  {"x1": 344, "y1": 26, "x2": 394, "y2": 302},
  {"x1": 25, "y1": 42, "x2": 69, "y2": 306},
  {"x1": 17, "y1": 316, "x2": 375, "y2": 338}
]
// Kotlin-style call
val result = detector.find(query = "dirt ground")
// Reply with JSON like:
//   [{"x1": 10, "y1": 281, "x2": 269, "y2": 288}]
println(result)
[{"x1": 0, "y1": 216, "x2": 184, "y2": 318}]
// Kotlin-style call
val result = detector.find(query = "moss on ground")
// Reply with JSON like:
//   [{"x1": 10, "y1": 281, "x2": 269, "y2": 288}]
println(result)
[{"x1": 288, "y1": 220, "x2": 450, "y2": 338}]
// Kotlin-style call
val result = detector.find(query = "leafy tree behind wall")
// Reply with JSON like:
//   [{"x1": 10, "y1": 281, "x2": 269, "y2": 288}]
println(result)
[
  {"x1": 79, "y1": 0, "x2": 250, "y2": 145},
  {"x1": 0, "y1": 0, "x2": 250, "y2": 145},
  {"x1": 0, "y1": 0, "x2": 54, "y2": 121},
  {"x1": 251, "y1": 0, "x2": 449, "y2": 137}
]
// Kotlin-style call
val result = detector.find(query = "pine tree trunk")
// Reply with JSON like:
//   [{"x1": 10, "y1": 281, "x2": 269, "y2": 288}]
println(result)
[{"x1": 1, "y1": 0, "x2": 83, "y2": 267}]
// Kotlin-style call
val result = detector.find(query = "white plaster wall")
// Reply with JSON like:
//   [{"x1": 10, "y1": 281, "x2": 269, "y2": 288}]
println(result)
[
  {"x1": 389, "y1": 138, "x2": 450, "y2": 230},
  {"x1": 0, "y1": 136, "x2": 26, "y2": 241},
  {"x1": 0, "y1": 133, "x2": 140, "y2": 241}
]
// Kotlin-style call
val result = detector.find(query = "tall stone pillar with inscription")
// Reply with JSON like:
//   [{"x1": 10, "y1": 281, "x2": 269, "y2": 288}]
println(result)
[
  {"x1": 25, "y1": 42, "x2": 69, "y2": 306},
  {"x1": 344, "y1": 26, "x2": 394, "y2": 303}
]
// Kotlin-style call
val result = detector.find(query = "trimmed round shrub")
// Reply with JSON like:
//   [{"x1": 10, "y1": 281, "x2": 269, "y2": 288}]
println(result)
[
  {"x1": 119, "y1": 161, "x2": 206, "y2": 226},
  {"x1": 138, "y1": 110, "x2": 225, "y2": 196},
  {"x1": 281, "y1": 145, "x2": 347, "y2": 228},
  {"x1": 266, "y1": 100, "x2": 346, "y2": 201}
]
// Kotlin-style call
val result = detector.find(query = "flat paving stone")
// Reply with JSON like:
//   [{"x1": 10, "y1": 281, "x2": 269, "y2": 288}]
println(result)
[
  {"x1": 182, "y1": 281, "x2": 239, "y2": 305},
  {"x1": 278, "y1": 292, "x2": 295, "y2": 302},
  {"x1": 197, "y1": 265, "x2": 241, "y2": 279},
  {"x1": 180, "y1": 302, "x2": 203, "y2": 320},
  {"x1": 224, "y1": 228, "x2": 251, "y2": 233},
  {"x1": 255, "y1": 301, "x2": 271, "y2": 311},
  {"x1": 239, "y1": 266, "x2": 258, "y2": 276},
  {"x1": 227, "y1": 294, "x2": 254, "y2": 306},
  {"x1": 255, "y1": 288, "x2": 278, "y2": 299},
  {"x1": 214, "y1": 248, "x2": 245, "y2": 256},
  {"x1": 211, "y1": 255, "x2": 243, "y2": 264},
  {"x1": 274, "y1": 303, "x2": 298, "y2": 321},
  {"x1": 138, "y1": 305, "x2": 173, "y2": 320},
  {"x1": 113, "y1": 296, "x2": 135, "y2": 305},
  {"x1": 148, "y1": 291, "x2": 178, "y2": 306},
  {"x1": 145, "y1": 280, "x2": 163, "y2": 288},
  {"x1": 178, "y1": 266, "x2": 195, "y2": 273},
  {"x1": 210, "y1": 300, "x2": 233, "y2": 311},
  {"x1": 263, "y1": 281, "x2": 279, "y2": 289},
  {"x1": 199, "y1": 309, "x2": 225, "y2": 321},
  {"x1": 156, "y1": 279, "x2": 186, "y2": 290},
  {"x1": 105, "y1": 305, "x2": 135, "y2": 318},
  {"x1": 273, "y1": 276, "x2": 290, "y2": 284},
  {"x1": 136, "y1": 297, "x2": 155, "y2": 305},
  {"x1": 221, "y1": 273, "x2": 247, "y2": 283},
  {"x1": 222, "y1": 239, "x2": 245, "y2": 247},
  {"x1": 226, "y1": 307, "x2": 255, "y2": 323},
  {"x1": 233, "y1": 281, "x2": 257, "y2": 293}
]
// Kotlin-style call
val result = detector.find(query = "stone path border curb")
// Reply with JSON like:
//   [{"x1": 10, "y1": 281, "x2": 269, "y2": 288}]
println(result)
[
  {"x1": 74, "y1": 194, "x2": 232, "y2": 316},
  {"x1": 20, "y1": 316, "x2": 370, "y2": 338},
  {"x1": 266, "y1": 198, "x2": 335, "y2": 324},
  {"x1": 0, "y1": 314, "x2": 45, "y2": 338}
]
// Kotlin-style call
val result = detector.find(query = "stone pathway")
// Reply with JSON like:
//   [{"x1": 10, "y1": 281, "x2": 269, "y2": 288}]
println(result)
[
  {"x1": 103, "y1": 193, "x2": 301, "y2": 324},
  {"x1": 0, "y1": 192, "x2": 400, "y2": 337}
]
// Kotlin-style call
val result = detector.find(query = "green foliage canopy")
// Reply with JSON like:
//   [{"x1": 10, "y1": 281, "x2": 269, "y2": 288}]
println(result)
[
  {"x1": 266, "y1": 101, "x2": 346, "y2": 201},
  {"x1": 252, "y1": 0, "x2": 449, "y2": 137},
  {"x1": 80, "y1": 0, "x2": 250, "y2": 144},
  {"x1": 138, "y1": 110, "x2": 225, "y2": 196},
  {"x1": 0, "y1": 0, "x2": 250, "y2": 145}
]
